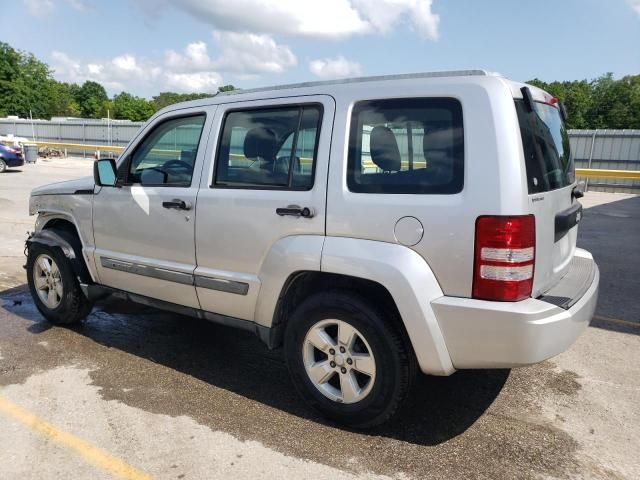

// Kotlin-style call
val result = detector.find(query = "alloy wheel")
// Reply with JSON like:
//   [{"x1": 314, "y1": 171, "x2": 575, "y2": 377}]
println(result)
[
  {"x1": 32, "y1": 254, "x2": 64, "y2": 309},
  {"x1": 302, "y1": 319, "x2": 376, "y2": 404}
]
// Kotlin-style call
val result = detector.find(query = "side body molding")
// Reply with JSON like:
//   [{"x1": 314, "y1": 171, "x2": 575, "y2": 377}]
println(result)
[{"x1": 321, "y1": 237, "x2": 455, "y2": 376}]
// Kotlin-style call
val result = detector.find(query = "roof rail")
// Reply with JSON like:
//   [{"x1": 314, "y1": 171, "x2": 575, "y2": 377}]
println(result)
[{"x1": 219, "y1": 70, "x2": 493, "y2": 96}]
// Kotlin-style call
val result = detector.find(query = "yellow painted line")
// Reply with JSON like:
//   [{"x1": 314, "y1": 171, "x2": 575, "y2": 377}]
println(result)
[
  {"x1": 592, "y1": 314, "x2": 640, "y2": 328},
  {"x1": 33, "y1": 141, "x2": 125, "y2": 154},
  {"x1": 0, "y1": 395, "x2": 152, "y2": 480},
  {"x1": 576, "y1": 168, "x2": 640, "y2": 180}
]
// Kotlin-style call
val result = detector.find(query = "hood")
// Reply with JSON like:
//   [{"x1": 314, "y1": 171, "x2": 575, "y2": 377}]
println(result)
[{"x1": 30, "y1": 176, "x2": 95, "y2": 197}]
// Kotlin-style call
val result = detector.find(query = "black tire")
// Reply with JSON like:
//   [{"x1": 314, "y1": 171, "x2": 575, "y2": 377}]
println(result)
[
  {"x1": 284, "y1": 291, "x2": 416, "y2": 428},
  {"x1": 26, "y1": 241, "x2": 93, "y2": 325},
  {"x1": 0, "y1": 158, "x2": 6, "y2": 173}
]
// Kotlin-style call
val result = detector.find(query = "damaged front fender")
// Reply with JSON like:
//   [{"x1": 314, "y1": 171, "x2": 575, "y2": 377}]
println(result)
[{"x1": 25, "y1": 229, "x2": 92, "y2": 286}]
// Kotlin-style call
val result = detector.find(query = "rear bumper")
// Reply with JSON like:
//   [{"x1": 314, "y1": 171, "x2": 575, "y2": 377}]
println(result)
[
  {"x1": 432, "y1": 249, "x2": 599, "y2": 369},
  {"x1": 5, "y1": 156, "x2": 24, "y2": 167}
]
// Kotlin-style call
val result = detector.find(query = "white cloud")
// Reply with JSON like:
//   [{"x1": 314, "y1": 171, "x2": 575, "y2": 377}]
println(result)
[
  {"x1": 23, "y1": 0, "x2": 90, "y2": 15},
  {"x1": 212, "y1": 31, "x2": 297, "y2": 73},
  {"x1": 65, "y1": 0, "x2": 89, "y2": 10},
  {"x1": 353, "y1": 0, "x2": 439, "y2": 39},
  {"x1": 165, "y1": 72, "x2": 223, "y2": 92},
  {"x1": 164, "y1": 32, "x2": 296, "y2": 75},
  {"x1": 133, "y1": 0, "x2": 440, "y2": 40},
  {"x1": 112, "y1": 54, "x2": 142, "y2": 73},
  {"x1": 23, "y1": 0, "x2": 54, "y2": 16},
  {"x1": 51, "y1": 40, "x2": 231, "y2": 95},
  {"x1": 627, "y1": 0, "x2": 640, "y2": 17},
  {"x1": 165, "y1": 41, "x2": 212, "y2": 71},
  {"x1": 309, "y1": 56, "x2": 362, "y2": 79},
  {"x1": 51, "y1": 51, "x2": 164, "y2": 93}
]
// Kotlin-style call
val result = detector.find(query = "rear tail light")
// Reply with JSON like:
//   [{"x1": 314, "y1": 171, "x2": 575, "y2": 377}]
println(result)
[
  {"x1": 7, "y1": 147, "x2": 17, "y2": 154},
  {"x1": 473, "y1": 215, "x2": 535, "y2": 301}
]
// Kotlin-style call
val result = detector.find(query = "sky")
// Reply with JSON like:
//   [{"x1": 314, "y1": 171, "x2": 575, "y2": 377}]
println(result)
[{"x1": 1, "y1": 0, "x2": 639, "y2": 98}]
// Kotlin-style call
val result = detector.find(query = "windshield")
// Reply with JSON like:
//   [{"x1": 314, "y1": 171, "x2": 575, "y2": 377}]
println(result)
[{"x1": 515, "y1": 99, "x2": 574, "y2": 194}]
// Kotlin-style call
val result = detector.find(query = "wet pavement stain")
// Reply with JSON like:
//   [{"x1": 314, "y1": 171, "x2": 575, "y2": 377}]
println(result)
[{"x1": 0, "y1": 286, "x2": 594, "y2": 480}]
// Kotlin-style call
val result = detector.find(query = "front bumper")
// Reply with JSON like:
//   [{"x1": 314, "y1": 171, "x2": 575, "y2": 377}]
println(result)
[{"x1": 432, "y1": 249, "x2": 599, "y2": 369}]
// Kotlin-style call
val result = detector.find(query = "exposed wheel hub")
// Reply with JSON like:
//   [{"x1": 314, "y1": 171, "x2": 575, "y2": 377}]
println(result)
[{"x1": 32, "y1": 254, "x2": 64, "y2": 310}]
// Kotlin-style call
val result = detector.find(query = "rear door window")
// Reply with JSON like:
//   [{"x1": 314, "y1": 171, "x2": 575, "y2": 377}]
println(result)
[
  {"x1": 515, "y1": 100, "x2": 574, "y2": 193},
  {"x1": 214, "y1": 105, "x2": 322, "y2": 190},
  {"x1": 347, "y1": 98, "x2": 464, "y2": 194}
]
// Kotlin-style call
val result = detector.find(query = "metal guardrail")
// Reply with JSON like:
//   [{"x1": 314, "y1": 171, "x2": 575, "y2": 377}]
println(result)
[{"x1": 29, "y1": 141, "x2": 640, "y2": 182}]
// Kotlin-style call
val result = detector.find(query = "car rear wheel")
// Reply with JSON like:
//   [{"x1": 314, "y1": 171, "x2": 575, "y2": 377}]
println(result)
[
  {"x1": 0, "y1": 158, "x2": 6, "y2": 173},
  {"x1": 26, "y1": 242, "x2": 93, "y2": 325},
  {"x1": 284, "y1": 291, "x2": 416, "y2": 428}
]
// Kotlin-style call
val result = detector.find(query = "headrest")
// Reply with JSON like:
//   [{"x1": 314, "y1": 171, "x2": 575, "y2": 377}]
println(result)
[
  {"x1": 244, "y1": 127, "x2": 277, "y2": 160},
  {"x1": 423, "y1": 127, "x2": 456, "y2": 183},
  {"x1": 370, "y1": 126, "x2": 401, "y2": 172},
  {"x1": 423, "y1": 127, "x2": 454, "y2": 153}
]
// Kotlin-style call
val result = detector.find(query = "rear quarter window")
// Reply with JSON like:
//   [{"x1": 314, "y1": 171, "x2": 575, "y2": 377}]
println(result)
[{"x1": 347, "y1": 98, "x2": 464, "y2": 194}]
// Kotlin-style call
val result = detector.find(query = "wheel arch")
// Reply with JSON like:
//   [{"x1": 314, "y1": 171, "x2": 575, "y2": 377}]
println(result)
[
  {"x1": 28, "y1": 216, "x2": 94, "y2": 284},
  {"x1": 319, "y1": 237, "x2": 455, "y2": 375},
  {"x1": 270, "y1": 270, "x2": 407, "y2": 344}
]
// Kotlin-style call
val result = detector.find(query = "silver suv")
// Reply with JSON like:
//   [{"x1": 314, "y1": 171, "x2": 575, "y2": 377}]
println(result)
[{"x1": 26, "y1": 71, "x2": 599, "y2": 427}]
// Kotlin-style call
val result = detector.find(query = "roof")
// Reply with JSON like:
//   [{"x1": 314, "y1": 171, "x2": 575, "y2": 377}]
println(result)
[
  {"x1": 154, "y1": 69, "x2": 503, "y2": 115},
  {"x1": 218, "y1": 70, "x2": 495, "y2": 97}
]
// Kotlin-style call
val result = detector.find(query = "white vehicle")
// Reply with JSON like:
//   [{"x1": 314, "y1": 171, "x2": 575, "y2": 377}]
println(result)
[{"x1": 26, "y1": 71, "x2": 598, "y2": 427}]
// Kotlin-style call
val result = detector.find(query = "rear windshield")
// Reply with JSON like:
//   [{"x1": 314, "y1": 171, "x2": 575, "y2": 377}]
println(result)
[{"x1": 515, "y1": 99, "x2": 574, "y2": 194}]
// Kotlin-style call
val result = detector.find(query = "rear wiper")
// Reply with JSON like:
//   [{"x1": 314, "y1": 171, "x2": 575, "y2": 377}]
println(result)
[{"x1": 521, "y1": 87, "x2": 535, "y2": 112}]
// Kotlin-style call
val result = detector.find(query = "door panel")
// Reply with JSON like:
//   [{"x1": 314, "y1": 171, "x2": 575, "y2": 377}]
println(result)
[
  {"x1": 194, "y1": 96, "x2": 335, "y2": 321},
  {"x1": 93, "y1": 108, "x2": 215, "y2": 307},
  {"x1": 529, "y1": 185, "x2": 577, "y2": 295}
]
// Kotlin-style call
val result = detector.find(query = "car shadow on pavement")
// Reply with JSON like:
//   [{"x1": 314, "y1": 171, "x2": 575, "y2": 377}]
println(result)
[{"x1": 1, "y1": 285, "x2": 508, "y2": 446}]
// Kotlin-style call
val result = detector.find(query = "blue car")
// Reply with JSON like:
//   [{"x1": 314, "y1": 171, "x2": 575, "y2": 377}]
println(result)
[{"x1": 0, "y1": 144, "x2": 24, "y2": 173}]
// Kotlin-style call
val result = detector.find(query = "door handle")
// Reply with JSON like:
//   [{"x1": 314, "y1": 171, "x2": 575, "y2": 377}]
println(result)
[
  {"x1": 162, "y1": 199, "x2": 192, "y2": 210},
  {"x1": 276, "y1": 205, "x2": 315, "y2": 218}
]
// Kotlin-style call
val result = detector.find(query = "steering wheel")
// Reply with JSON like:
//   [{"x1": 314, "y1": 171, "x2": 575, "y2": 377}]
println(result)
[{"x1": 163, "y1": 159, "x2": 192, "y2": 171}]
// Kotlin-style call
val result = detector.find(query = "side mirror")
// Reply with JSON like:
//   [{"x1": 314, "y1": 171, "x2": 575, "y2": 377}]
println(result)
[{"x1": 94, "y1": 158, "x2": 117, "y2": 187}]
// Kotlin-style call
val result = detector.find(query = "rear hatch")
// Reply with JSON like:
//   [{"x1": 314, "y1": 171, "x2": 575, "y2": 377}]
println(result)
[{"x1": 514, "y1": 88, "x2": 579, "y2": 296}]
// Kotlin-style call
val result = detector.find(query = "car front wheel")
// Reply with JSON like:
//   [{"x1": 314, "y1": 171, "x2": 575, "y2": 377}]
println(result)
[
  {"x1": 26, "y1": 242, "x2": 93, "y2": 325},
  {"x1": 284, "y1": 291, "x2": 416, "y2": 428}
]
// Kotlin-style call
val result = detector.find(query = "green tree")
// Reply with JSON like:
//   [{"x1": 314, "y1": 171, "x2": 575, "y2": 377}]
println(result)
[
  {"x1": 0, "y1": 42, "x2": 22, "y2": 117},
  {"x1": 152, "y1": 91, "x2": 213, "y2": 110},
  {"x1": 0, "y1": 44, "x2": 53, "y2": 118},
  {"x1": 47, "y1": 82, "x2": 81, "y2": 117},
  {"x1": 113, "y1": 92, "x2": 155, "y2": 121},
  {"x1": 527, "y1": 78, "x2": 595, "y2": 129},
  {"x1": 75, "y1": 80, "x2": 109, "y2": 118},
  {"x1": 562, "y1": 80, "x2": 592, "y2": 129}
]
